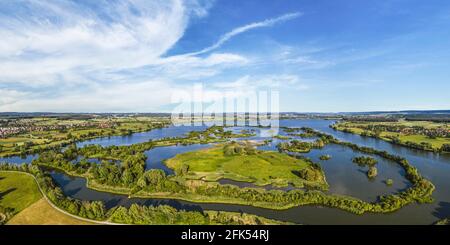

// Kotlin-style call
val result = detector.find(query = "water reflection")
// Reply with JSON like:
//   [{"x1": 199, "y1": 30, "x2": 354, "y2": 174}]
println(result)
[{"x1": 76, "y1": 125, "x2": 208, "y2": 148}]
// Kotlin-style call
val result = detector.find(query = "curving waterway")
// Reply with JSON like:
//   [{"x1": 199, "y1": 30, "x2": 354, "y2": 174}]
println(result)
[{"x1": 2, "y1": 119, "x2": 450, "y2": 224}]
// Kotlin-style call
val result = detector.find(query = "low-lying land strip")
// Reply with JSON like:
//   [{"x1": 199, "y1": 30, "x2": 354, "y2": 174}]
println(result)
[{"x1": 331, "y1": 120, "x2": 450, "y2": 152}]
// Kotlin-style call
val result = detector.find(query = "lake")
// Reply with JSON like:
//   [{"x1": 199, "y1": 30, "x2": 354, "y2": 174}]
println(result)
[{"x1": 2, "y1": 119, "x2": 450, "y2": 224}]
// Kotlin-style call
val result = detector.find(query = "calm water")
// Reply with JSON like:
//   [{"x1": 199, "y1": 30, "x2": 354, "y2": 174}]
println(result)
[
  {"x1": 4, "y1": 120, "x2": 450, "y2": 224},
  {"x1": 0, "y1": 154, "x2": 37, "y2": 165},
  {"x1": 76, "y1": 125, "x2": 208, "y2": 148}
]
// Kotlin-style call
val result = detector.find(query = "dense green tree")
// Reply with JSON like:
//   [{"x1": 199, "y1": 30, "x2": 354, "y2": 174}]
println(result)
[{"x1": 367, "y1": 166, "x2": 378, "y2": 179}]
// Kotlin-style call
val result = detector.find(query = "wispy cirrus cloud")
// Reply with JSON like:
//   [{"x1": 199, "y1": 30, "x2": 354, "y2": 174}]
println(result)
[
  {"x1": 212, "y1": 74, "x2": 309, "y2": 91},
  {"x1": 186, "y1": 12, "x2": 303, "y2": 56}
]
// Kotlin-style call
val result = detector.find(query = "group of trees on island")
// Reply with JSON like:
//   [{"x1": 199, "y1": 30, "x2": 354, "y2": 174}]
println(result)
[
  {"x1": 367, "y1": 167, "x2": 378, "y2": 179},
  {"x1": 294, "y1": 167, "x2": 321, "y2": 182},
  {"x1": 277, "y1": 139, "x2": 325, "y2": 153},
  {"x1": 352, "y1": 156, "x2": 378, "y2": 167},
  {"x1": 276, "y1": 127, "x2": 337, "y2": 154},
  {"x1": 223, "y1": 141, "x2": 256, "y2": 156},
  {"x1": 352, "y1": 156, "x2": 379, "y2": 180},
  {"x1": 319, "y1": 155, "x2": 331, "y2": 160}
]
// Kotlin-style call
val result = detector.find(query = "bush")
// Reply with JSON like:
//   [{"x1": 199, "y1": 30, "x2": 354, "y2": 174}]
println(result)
[
  {"x1": 353, "y1": 156, "x2": 378, "y2": 167},
  {"x1": 319, "y1": 155, "x2": 331, "y2": 160},
  {"x1": 385, "y1": 179, "x2": 394, "y2": 186},
  {"x1": 367, "y1": 166, "x2": 378, "y2": 179}
]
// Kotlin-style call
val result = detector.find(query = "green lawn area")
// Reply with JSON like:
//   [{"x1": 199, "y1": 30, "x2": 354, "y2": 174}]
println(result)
[
  {"x1": 337, "y1": 120, "x2": 447, "y2": 129},
  {"x1": 0, "y1": 171, "x2": 42, "y2": 214},
  {"x1": 165, "y1": 144, "x2": 327, "y2": 189},
  {"x1": 397, "y1": 134, "x2": 449, "y2": 148},
  {"x1": 334, "y1": 121, "x2": 450, "y2": 150}
]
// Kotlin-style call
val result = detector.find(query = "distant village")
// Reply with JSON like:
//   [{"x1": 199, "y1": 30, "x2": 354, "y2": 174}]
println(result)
[{"x1": 0, "y1": 119, "x2": 115, "y2": 139}]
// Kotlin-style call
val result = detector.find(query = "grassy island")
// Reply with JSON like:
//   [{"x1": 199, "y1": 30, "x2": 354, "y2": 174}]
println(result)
[
  {"x1": 165, "y1": 142, "x2": 328, "y2": 189},
  {"x1": 319, "y1": 155, "x2": 331, "y2": 160}
]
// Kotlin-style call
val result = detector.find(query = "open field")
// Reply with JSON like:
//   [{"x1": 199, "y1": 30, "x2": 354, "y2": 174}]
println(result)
[
  {"x1": 333, "y1": 120, "x2": 450, "y2": 151},
  {"x1": 165, "y1": 143, "x2": 327, "y2": 189},
  {"x1": 0, "y1": 171, "x2": 41, "y2": 213},
  {"x1": 7, "y1": 198, "x2": 95, "y2": 225}
]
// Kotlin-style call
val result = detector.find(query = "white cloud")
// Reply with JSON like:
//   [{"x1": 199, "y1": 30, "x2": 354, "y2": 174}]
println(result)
[
  {"x1": 0, "y1": 0, "x2": 195, "y2": 85},
  {"x1": 0, "y1": 89, "x2": 29, "y2": 108},
  {"x1": 187, "y1": 12, "x2": 303, "y2": 55},
  {"x1": 0, "y1": 80, "x2": 179, "y2": 112},
  {"x1": 0, "y1": 0, "x2": 301, "y2": 112},
  {"x1": 212, "y1": 74, "x2": 309, "y2": 91},
  {"x1": 155, "y1": 53, "x2": 249, "y2": 80}
]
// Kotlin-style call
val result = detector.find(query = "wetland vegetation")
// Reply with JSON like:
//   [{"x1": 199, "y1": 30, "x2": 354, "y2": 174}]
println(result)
[
  {"x1": 166, "y1": 141, "x2": 328, "y2": 188},
  {"x1": 319, "y1": 154, "x2": 331, "y2": 160},
  {"x1": 17, "y1": 124, "x2": 435, "y2": 216},
  {"x1": 0, "y1": 114, "x2": 448, "y2": 225}
]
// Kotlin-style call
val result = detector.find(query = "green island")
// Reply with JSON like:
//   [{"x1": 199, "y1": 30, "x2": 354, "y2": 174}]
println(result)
[
  {"x1": 319, "y1": 155, "x2": 331, "y2": 160},
  {"x1": 272, "y1": 135, "x2": 291, "y2": 140},
  {"x1": 352, "y1": 156, "x2": 378, "y2": 167},
  {"x1": 332, "y1": 120, "x2": 450, "y2": 153},
  {"x1": 165, "y1": 141, "x2": 328, "y2": 189},
  {"x1": 367, "y1": 166, "x2": 378, "y2": 179},
  {"x1": 352, "y1": 156, "x2": 378, "y2": 179},
  {"x1": 385, "y1": 179, "x2": 394, "y2": 186}
]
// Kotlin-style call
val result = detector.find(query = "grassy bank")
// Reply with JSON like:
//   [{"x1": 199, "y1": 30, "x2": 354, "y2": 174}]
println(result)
[
  {"x1": 7, "y1": 198, "x2": 95, "y2": 225},
  {"x1": 0, "y1": 171, "x2": 42, "y2": 213}
]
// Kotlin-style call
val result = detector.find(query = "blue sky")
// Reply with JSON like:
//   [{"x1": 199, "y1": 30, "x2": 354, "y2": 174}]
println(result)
[{"x1": 0, "y1": 0, "x2": 449, "y2": 112}]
